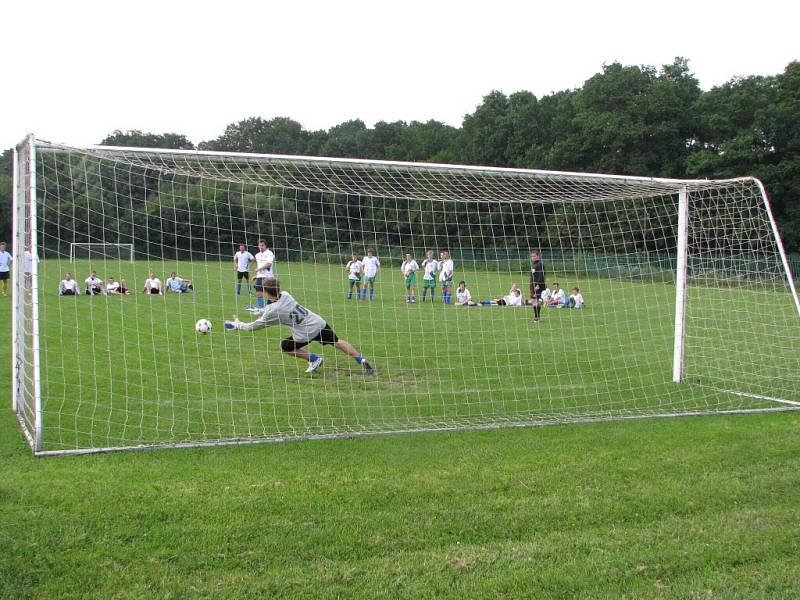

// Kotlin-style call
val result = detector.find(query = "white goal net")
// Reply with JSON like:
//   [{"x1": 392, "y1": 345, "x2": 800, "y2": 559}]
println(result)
[
  {"x1": 69, "y1": 243, "x2": 134, "y2": 263},
  {"x1": 12, "y1": 136, "x2": 800, "y2": 455}
]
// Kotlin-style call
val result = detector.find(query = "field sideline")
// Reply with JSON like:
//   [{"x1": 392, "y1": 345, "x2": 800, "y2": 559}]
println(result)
[{"x1": 2, "y1": 259, "x2": 800, "y2": 596}]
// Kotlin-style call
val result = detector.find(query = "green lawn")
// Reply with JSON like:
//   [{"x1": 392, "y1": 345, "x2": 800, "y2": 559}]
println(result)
[
  {"x1": 15, "y1": 258, "x2": 800, "y2": 454},
  {"x1": 2, "y1": 260, "x2": 800, "y2": 597}
]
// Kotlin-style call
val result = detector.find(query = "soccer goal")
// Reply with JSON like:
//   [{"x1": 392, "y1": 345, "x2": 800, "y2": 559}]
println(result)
[
  {"x1": 12, "y1": 134, "x2": 800, "y2": 455},
  {"x1": 69, "y1": 243, "x2": 134, "y2": 263}
]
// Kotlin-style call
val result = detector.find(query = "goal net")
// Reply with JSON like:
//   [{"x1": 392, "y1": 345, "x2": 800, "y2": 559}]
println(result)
[
  {"x1": 12, "y1": 136, "x2": 800, "y2": 455},
  {"x1": 70, "y1": 243, "x2": 134, "y2": 263}
]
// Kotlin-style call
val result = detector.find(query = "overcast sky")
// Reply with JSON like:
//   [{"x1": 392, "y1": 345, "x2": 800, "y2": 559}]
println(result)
[{"x1": 2, "y1": 0, "x2": 798, "y2": 151}]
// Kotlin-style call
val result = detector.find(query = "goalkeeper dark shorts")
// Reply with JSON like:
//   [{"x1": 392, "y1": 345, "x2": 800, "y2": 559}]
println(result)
[
  {"x1": 237, "y1": 270, "x2": 250, "y2": 281},
  {"x1": 530, "y1": 283, "x2": 544, "y2": 299},
  {"x1": 281, "y1": 324, "x2": 338, "y2": 352}
]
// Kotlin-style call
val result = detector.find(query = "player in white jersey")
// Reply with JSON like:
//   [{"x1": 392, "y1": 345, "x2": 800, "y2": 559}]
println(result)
[
  {"x1": 482, "y1": 283, "x2": 524, "y2": 306},
  {"x1": 142, "y1": 272, "x2": 163, "y2": 295},
  {"x1": 547, "y1": 282, "x2": 566, "y2": 308},
  {"x1": 59, "y1": 272, "x2": 79, "y2": 296},
  {"x1": 360, "y1": 248, "x2": 380, "y2": 301},
  {"x1": 233, "y1": 243, "x2": 255, "y2": 295},
  {"x1": 105, "y1": 276, "x2": 124, "y2": 295},
  {"x1": 565, "y1": 287, "x2": 585, "y2": 309},
  {"x1": 454, "y1": 281, "x2": 477, "y2": 306},
  {"x1": 85, "y1": 271, "x2": 104, "y2": 295},
  {"x1": 438, "y1": 250, "x2": 454, "y2": 304},
  {"x1": 0, "y1": 242, "x2": 12, "y2": 297},
  {"x1": 253, "y1": 239, "x2": 275, "y2": 309},
  {"x1": 345, "y1": 253, "x2": 363, "y2": 300},
  {"x1": 421, "y1": 250, "x2": 439, "y2": 302},
  {"x1": 225, "y1": 277, "x2": 376, "y2": 375},
  {"x1": 401, "y1": 253, "x2": 419, "y2": 303},
  {"x1": 166, "y1": 272, "x2": 194, "y2": 293}
]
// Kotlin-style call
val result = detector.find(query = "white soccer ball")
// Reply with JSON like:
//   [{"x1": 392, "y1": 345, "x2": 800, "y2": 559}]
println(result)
[{"x1": 195, "y1": 319, "x2": 212, "y2": 334}]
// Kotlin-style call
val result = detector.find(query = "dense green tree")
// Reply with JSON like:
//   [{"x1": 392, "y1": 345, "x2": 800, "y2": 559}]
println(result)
[
  {"x1": 199, "y1": 117, "x2": 308, "y2": 154},
  {"x1": 101, "y1": 130, "x2": 194, "y2": 150},
  {"x1": 551, "y1": 58, "x2": 701, "y2": 177}
]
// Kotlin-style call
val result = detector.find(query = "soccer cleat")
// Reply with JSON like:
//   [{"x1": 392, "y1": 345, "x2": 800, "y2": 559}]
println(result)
[
  {"x1": 305, "y1": 356, "x2": 324, "y2": 373},
  {"x1": 224, "y1": 320, "x2": 239, "y2": 330},
  {"x1": 362, "y1": 361, "x2": 376, "y2": 376}
]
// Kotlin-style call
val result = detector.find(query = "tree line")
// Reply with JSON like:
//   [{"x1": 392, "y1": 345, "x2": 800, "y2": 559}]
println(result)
[{"x1": 1, "y1": 57, "x2": 799, "y2": 254}]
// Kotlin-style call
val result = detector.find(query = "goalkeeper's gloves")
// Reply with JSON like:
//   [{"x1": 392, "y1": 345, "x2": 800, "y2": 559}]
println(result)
[{"x1": 224, "y1": 319, "x2": 241, "y2": 331}]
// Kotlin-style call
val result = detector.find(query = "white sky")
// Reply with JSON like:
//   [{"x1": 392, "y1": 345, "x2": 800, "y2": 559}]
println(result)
[{"x1": 2, "y1": 0, "x2": 798, "y2": 150}]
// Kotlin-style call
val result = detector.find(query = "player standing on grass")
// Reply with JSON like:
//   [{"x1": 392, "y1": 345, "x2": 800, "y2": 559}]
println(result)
[
  {"x1": 421, "y1": 250, "x2": 438, "y2": 302},
  {"x1": 345, "y1": 253, "x2": 363, "y2": 300},
  {"x1": 360, "y1": 248, "x2": 380, "y2": 301},
  {"x1": 439, "y1": 250, "x2": 454, "y2": 304},
  {"x1": 234, "y1": 243, "x2": 255, "y2": 295},
  {"x1": 254, "y1": 239, "x2": 275, "y2": 309},
  {"x1": 529, "y1": 250, "x2": 546, "y2": 323},
  {"x1": 225, "y1": 277, "x2": 376, "y2": 375},
  {"x1": 401, "y1": 253, "x2": 419, "y2": 303},
  {"x1": 0, "y1": 242, "x2": 12, "y2": 297}
]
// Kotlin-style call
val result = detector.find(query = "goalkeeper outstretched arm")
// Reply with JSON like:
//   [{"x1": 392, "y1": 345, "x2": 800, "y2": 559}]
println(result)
[{"x1": 225, "y1": 309, "x2": 278, "y2": 332}]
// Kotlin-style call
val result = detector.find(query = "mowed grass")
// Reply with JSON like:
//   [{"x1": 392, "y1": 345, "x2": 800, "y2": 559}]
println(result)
[
  {"x1": 1, "y1": 263, "x2": 800, "y2": 597},
  {"x1": 22, "y1": 258, "x2": 799, "y2": 453}
]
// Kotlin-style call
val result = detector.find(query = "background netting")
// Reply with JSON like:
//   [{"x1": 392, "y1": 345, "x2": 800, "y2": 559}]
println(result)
[{"x1": 12, "y1": 141, "x2": 800, "y2": 454}]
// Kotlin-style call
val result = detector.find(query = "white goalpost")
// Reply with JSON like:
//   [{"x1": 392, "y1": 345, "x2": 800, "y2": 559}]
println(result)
[{"x1": 12, "y1": 135, "x2": 800, "y2": 455}]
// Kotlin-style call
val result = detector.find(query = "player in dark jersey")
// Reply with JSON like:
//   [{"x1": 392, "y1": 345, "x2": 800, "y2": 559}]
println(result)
[{"x1": 529, "y1": 250, "x2": 546, "y2": 323}]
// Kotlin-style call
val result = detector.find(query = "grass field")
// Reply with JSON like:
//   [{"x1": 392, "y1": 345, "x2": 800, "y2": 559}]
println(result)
[
  {"x1": 2, "y1": 259, "x2": 800, "y2": 597},
  {"x1": 15, "y1": 258, "x2": 800, "y2": 453}
]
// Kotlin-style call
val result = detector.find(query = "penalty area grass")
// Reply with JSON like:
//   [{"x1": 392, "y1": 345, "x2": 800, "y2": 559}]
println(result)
[{"x1": 1, "y1": 262, "x2": 799, "y2": 597}]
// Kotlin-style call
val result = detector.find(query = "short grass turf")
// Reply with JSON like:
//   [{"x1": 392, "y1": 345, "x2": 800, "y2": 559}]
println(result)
[
  {"x1": 16, "y1": 259, "x2": 800, "y2": 452},
  {"x1": 2, "y1": 259, "x2": 800, "y2": 597}
]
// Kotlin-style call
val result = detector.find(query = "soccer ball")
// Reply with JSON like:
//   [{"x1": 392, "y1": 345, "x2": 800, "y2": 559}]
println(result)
[{"x1": 195, "y1": 319, "x2": 212, "y2": 334}]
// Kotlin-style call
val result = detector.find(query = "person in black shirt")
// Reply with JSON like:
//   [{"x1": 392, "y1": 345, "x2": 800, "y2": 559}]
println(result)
[{"x1": 529, "y1": 250, "x2": 546, "y2": 323}]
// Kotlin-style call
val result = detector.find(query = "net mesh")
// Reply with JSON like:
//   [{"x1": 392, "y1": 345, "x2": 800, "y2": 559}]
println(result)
[{"x1": 12, "y1": 141, "x2": 800, "y2": 454}]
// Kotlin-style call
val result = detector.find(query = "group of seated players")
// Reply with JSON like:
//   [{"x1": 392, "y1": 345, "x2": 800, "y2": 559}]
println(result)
[
  {"x1": 454, "y1": 281, "x2": 585, "y2": 309},
  {"x1": 58, "y1": 270, "x2": 193, "y2": 296}
]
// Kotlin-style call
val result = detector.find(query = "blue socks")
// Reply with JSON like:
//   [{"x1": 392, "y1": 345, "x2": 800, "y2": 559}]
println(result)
[
  {"x1": 443, "y1": 292, "x2": 452, "y2": 304},
  {"x1": 355, "y1": 354, "x2": 365, "y2": 365},
  {"x1": 236, "y1": 283, "x2": 241, "y2": 295},
  {"x1": 257, "y1": 295, "x2": 265, "y2": 309},
  {"x1": 369, "y1": 288, "x2": 375, "y2": 300},
  {"x1": 309, "y1": 353, "x2": 319, "y2": 363}
]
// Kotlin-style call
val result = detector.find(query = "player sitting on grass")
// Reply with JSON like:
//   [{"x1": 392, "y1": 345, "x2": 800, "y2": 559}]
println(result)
[
  {"x1": 166, "y1": 272, "x2": 194, "y2": 293},
  {"x1": 454, "y1": 281, "x2": 477, "y2": 306},
  {"x1": 547, "y1": 282, "x2": 566, "y2": 308},
  {"x1": 105, "y1": 276, "x2": 126, "y2": 295},
  {"x1": 401, "y1": 253, "x2": 419, "y2": 303},
  {"x1": 482, "y1": 285, "x2": 524, "y2": 306},
  {"x1": 421, "y1": 250, "x2": 438, "y2": 302},
  {"x1": 85, "y1": 271, "x2": 103, "y2": 295},
  {"x1": 225, "y1": 277, "x2": 376, "y2": 376},
  {"x1": 540, "y1": 286, "x2": 553, "y2": 306},
  {"x1": 564, "y1": 287, "x2": 584, "y2": 309},
  {"x1": 58, "y1": 272, "x2": 79, "y2": 296},
  {"x1": 345, "y1": 253, "x2": 363, "y2": 300},
  {"x1": 142, "y1": 272, "x2": 163, "y2": 295}
]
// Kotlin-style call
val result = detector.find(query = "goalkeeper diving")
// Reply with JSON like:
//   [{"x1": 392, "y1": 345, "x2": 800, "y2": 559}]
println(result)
[{"x1": 225, "y1": 277, "x2": 376, "y2": 375}]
